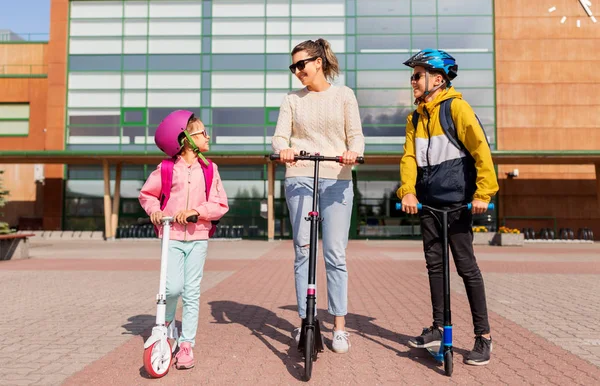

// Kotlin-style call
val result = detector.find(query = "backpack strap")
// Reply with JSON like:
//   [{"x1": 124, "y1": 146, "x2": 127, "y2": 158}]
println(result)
[
  {"x1": 199, "y1": 157, "x2": 219, "y2": 238},
  {"x1": 411, "y1": 110, "x2": 419, "y2": 132},
  {"x1": 438, "y1": 98, "x2": 464, "y2": 151},
  {"x1": 159, "y1": 158, "x2": 175, "y2": 211}
]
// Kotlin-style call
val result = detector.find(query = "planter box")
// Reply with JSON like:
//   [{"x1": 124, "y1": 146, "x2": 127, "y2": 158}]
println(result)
[
  {"x1": 473, "y1": 232, "x2": 495, "y2": 245},
  {"x1": 491, "y1": 232, "x2": 524, "y2": 246}
]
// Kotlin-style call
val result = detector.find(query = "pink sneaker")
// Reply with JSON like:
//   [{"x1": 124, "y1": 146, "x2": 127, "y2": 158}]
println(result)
[{"x1": 175, "y1": 342, "x2": 194, "y2": 369}]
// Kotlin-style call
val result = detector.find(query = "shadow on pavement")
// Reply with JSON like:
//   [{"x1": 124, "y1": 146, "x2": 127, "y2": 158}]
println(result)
[{"x1": 209, "y1": 300, "x2": 306, "y2": 381}]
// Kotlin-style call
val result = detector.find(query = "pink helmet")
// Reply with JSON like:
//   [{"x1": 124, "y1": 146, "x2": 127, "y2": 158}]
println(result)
[{"x1": 154, "y1": 110, "x2": 194, "y2": 157}]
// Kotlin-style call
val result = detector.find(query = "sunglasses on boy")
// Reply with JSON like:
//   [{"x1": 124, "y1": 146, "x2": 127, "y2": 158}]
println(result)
[
  {"x1": 410, "y1": 72, "x2": 427, "y2": 82},
  {"x1": 289, "y1": 57, "x2": 319, "y2": 74}
]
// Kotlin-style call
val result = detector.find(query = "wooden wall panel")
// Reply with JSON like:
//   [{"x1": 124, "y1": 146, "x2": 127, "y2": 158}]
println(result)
[
  {"x1": 495, "y1": 0, "x2": 600, "y2": 239},
  {"x1": 0, "y1": 44, "x2": 47, "y2": 75},
  {"x1": 0, "y1": 78, "x2": 48, "y2": 150},
  {"x1": 497, "y1": 84, "x2": 600, "y2": 106}
]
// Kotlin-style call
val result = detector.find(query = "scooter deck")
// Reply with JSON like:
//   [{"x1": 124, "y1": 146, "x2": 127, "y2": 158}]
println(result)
[{"x1": 426, "y1": 345, "x2": 445, "y2": 363}]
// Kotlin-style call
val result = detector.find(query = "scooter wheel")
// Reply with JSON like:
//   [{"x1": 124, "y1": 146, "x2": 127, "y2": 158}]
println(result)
[
  {"x1": 303, "y1": 328, "x2": 314, "y2": 381},
  {"x1": 143, "y1": 340, "x2": 173, "y2": 378},
  {"x1": 444, "y1": 350, "x2": 453, "y2": 376}
]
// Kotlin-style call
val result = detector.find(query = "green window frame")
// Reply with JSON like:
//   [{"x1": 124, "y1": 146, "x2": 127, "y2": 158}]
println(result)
[
  {"x1": 0, "y1": 103, "x2": 30, "y2": 136},
  {"x1": 121, "y1": 108, "x2": 147, "y2": 126}
]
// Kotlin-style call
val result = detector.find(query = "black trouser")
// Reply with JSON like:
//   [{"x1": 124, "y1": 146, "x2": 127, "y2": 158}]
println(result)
[{"x1": 419, "y1": 206, "x2": 490, "y2": 336}]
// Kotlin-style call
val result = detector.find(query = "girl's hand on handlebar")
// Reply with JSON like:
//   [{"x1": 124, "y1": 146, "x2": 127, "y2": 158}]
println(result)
[
  {"x1": 278, "y1": 148, "x2": 298, "y2": 164},
  {"x1": 471, "y1": 200, "x2": 489, "y2": 215},
  {"x1": 340, "y1": 150, "x2": 358, "y2": 165},
  {"x1": 174, "y1": 209, "x2": 199, "y2": 225},
  {"x1": 150, "y1": 211, "x2": 164, "y2": 226},
  {"x1": 401, "y1": 194, "x2": 419, "y2": 215}
]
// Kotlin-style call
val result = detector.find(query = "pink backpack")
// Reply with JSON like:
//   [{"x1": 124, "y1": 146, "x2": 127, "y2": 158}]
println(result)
[{"x1": 157, "y1": 157, "x2": 218, "y2": 238}]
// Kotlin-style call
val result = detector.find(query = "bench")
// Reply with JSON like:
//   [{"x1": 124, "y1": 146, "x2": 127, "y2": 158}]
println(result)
[{"x1": 0, "y1": 233, "x2": 34, "y2": 261}]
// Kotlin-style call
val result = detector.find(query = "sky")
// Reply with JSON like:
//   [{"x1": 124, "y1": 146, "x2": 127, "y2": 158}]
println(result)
[{"x1": 0, "y1": 0, "x2": 50, "y2": 39}]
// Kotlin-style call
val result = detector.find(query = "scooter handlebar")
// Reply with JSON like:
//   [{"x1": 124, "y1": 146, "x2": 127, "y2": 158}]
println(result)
[
  {"x1": 269, "y1": 153, "x2": 364, "y2": 164},
  {"x1": 395, "y1": 203, "x2": 495, "y2": 212},
  {"x1": 138, "y1": 215, "x2": 198, "y2": 225}
]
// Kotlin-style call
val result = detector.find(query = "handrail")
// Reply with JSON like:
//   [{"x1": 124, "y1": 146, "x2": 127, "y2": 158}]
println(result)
[{"x1": 0, "y1": 32, "x2": 49, "y2": 42}]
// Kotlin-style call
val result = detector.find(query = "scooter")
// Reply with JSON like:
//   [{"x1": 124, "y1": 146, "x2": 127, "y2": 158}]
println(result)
[
  {"x1": 142, "y1": 215, "x2": 197, "y2": 378},
  {"x1": 270, "y1": 151, "x2": 364, "y2": 381},
  {"x1": 396, "y1": 202, "x2": 494, "y2": 376}
]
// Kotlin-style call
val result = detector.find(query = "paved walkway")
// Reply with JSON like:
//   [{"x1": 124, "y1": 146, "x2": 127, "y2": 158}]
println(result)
[{"x1": 0, "y1": 239, "x2": 599, "y2": 385}]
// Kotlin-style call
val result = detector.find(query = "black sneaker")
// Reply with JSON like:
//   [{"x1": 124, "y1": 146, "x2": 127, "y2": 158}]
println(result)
[
  {"x1": 408, "y1": 326, "x2": 442, "y2": 348},
  {"x1": 464, "y1": 335, "x2": 493, "y2": 366}
]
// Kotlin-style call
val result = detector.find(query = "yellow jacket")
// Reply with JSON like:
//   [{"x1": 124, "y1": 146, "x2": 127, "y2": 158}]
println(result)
[{"x1": 396, "y1": 87, "x2": 499, "y2": 204}]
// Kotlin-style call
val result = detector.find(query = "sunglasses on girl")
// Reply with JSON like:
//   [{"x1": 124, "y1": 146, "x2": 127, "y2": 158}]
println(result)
[
  {"x1": 289, "y1": 57, "x2": 318, "y2": 74},
  {"x1": 189, "y1": 129, "x2": 209, "y2": 138}
]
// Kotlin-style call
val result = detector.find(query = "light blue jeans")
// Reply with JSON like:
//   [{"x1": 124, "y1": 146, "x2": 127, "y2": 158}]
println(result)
[
  {"x1": 165, "y1": 239, "x2": 208, "y2": 347},
  {"x1": 285, "y1": 176, "x2": 354, "y2": 319}
]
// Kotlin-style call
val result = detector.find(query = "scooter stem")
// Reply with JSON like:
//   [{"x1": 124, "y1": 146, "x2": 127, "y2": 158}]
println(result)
[
  {"x1": 306, "y1": 158, "x2": 320, "y2": 326},
  {"x1": 156, "y1": 217, "x2": 172, "y2": 326}
]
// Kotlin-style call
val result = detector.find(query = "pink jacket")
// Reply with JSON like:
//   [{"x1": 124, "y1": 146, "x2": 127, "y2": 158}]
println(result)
[{"x1": 139, "y1": 157, "x2": 229, "y2": 241}]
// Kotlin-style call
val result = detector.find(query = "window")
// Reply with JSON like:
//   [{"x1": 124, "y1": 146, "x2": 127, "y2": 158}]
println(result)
[
  {"x1": 0, "y1": 104, "x2": 30, "y2": 136},
  {"x1": 121, "y1": 108, "x2": 147, "y2": 126}
]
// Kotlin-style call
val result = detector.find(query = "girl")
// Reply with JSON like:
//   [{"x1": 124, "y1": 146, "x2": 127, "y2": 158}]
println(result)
[
  {"x1": 139, "y1": 110, "x2": 229, "y2": 369},
  {"x1": 272, "y1": 38, "x2": 365, "y2": 354}
]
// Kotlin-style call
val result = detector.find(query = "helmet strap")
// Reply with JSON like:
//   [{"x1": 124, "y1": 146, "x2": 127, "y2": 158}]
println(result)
[{"x1": 183, "y1": 130, "x2": 209, "y2": 166}]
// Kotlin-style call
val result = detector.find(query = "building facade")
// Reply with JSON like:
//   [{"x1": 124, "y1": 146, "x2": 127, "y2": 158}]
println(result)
[{"x1": 1, "y1": 0, "x2": 599, "y2": 239}]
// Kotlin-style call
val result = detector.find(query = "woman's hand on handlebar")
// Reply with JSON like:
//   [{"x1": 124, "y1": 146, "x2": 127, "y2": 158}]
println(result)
[
  {"x1": 340, "y1": 150, "x2": 359, "y2": 165},
  {"x1": 278, "y1": 148, "x2": 298, "y2": 164},
  {"x1": 471, "y1": 199, "x2": 489, "y2": 215},
  {"x1": 401, "y1": 194, "x2": 419, "y2": 215}
]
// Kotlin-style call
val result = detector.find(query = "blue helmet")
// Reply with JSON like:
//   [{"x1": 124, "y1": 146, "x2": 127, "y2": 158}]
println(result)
[{"x1": 403, "y1": 49, "x2": 458, "y2": 81}]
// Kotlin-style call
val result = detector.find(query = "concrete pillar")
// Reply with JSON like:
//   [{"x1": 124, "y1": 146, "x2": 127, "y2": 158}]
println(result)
[
  {"x1": 267, "y1": 161, "x2": 275, "y2": 241},
  {"x1": 111, "y1": 163, "x2": 122, "y2": 239},
  {"x1": 102, "y1": 160, "x2": 112, "y2": 240}
]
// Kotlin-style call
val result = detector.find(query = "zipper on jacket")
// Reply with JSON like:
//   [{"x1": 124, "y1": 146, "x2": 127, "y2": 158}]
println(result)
[{"x1": 184, "y1": 166, "x2": 191, "y2": 241}]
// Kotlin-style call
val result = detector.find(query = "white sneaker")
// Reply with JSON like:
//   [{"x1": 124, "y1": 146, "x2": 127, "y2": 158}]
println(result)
[
  {"x1": 292, "y1": 327, "x2": 301, "y2": 345},
  {"x1": 332, "y1": 330, "x2": 350, "y2": 353}
]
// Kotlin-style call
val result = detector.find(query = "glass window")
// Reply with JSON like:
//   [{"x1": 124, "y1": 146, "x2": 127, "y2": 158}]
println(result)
[
  {"x1": 213, "y1": 108, "x2": 265, "y2": 125},
  {"x1": 69, "y1": 114, "x2": 120, "y2": 126},
  {"x1": 451, "y1": 53, "x2": 493, "y2": 69},
  {"x1": 438, "y1": 35, "x2": 494, "y2": 52},
  {"x1": 212, "y1": 54, "x2": 265, "y2": 70},
  {"x1": 438, "y1": 16, "x2": 493, "y2": 33},
  {"x1": 357, "y1": 70, "x2": 411, "y2": 88},
  {"x1": 357, "y1": 0, "x2": 410, "y2": 16},
  {"x1": 438, "y1": 0, "x2": 493, "y2": 15},
  {"x1": 459, "y1": 89, "x2": 495, "y2": 106},
  {"x1": 411, "y1": 17, "x2": 436, "y2": 34},
  {"x1": 357, "y1": 54, "x2": 405, "y2": 70},
  {"x1": 148, "y1": 108, "x2": 200, "y2": 125},
  {"x1": 411, "y1": 35, "x2": 438, "y2": 51},
  {"x1": 69, "y1": 55, "x2": 121, "y2": 71},
  {"x1": 70, "y1": 1, "x2": 123, "y2": 19},
  {"x1": 123, "y1": 55, "x2": 147, "y2": 71},
  {"x1": 357, "y1": 89, "x2": 414, "y2": 107},
  {"x1": 0, "y1": 103, "x2": 29, "y2": 136},
  {"x1": 357, "y1": 17, "x2": 411, "y2": 34},
  {"x1": 149, "y1": 1, "x2": 202, "y2": 18},
  {"x1": 68, "y1": 126, "x2": 119, "y2": 137},
  {"x1": 148, "y1": 55, "x2": 201, "y2": 71},
  {"x1": 411, "y1": 0, "x2": 436, "y2": 15},
  {"x1": 360, "y1": 107, "x2": 411, "y2": 126},
  {"x1": 123, "y1": 108, "x2": 146, "y2": 125},
  {"x1": 449, "y1": 70, "x2": 494, "y2": 87}
]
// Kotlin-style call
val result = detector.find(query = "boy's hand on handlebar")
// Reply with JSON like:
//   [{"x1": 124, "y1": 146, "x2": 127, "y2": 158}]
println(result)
[
  {"x1": 401, "y1": 194, "x2": 419, "y2": 215},
  {"x1": 340, "y1": 150, "x2": 358, "y2": 165},
  {"x1": 471, "y1": 200, "x2": 489, "y2": 214},
  {"x1": 278, "y1": 148, "x2": 298, "y2": 164},
  {"x1": 150, "y1": 211, "x2": 164, "y2": 226},
  {"x1": 174, "y1": 209, "x2": 199, "y2": 225}
]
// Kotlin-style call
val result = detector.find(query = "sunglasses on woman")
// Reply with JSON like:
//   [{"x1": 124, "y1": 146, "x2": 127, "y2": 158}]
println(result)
[{"x1": 289, "y1": 57, "x2": 318, "y2": 74}]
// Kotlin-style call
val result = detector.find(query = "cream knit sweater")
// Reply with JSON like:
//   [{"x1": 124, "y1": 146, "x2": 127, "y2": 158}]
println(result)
[{"x1": 271, "y1": 85, "x2": 365, "y2": 180}]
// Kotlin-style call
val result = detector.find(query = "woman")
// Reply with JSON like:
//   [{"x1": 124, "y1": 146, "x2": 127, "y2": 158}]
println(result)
[{"x1": 272, "y1": 38, "x2": 365, "y2": 354}]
